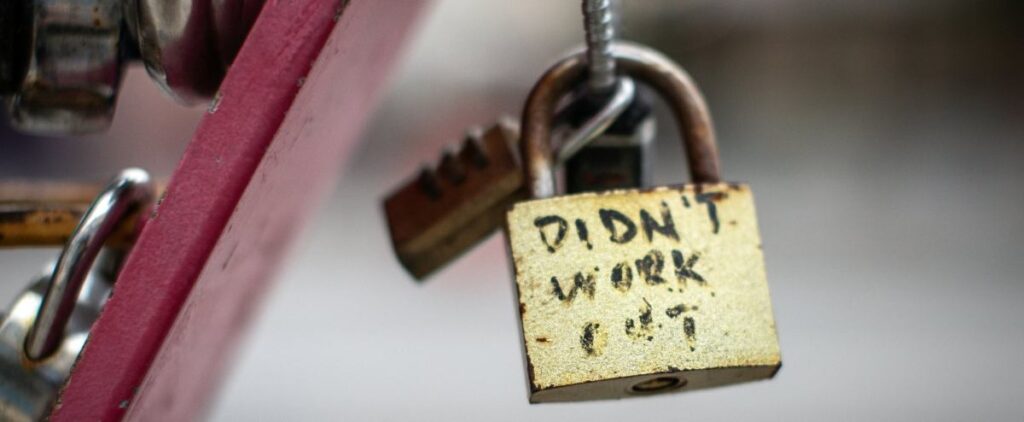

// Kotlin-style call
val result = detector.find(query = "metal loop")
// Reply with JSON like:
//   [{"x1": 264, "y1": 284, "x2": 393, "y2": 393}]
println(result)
[
  {"x1": 24, "y1": 168, "x2": 154, "y2": 361},
  {"x1": 520, "y1": 42, "x2": 722, "y2": 199},
  {"x1": 556, "y1": 77, "x2": 635, "y2": 164}
]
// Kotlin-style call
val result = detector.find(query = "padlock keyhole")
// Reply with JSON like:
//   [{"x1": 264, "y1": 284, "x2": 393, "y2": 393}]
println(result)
[{"x1": 629, "y1": 376, "x2": 687, "y2": 394}]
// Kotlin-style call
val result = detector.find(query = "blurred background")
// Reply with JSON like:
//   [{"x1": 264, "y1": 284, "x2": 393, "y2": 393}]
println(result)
[{"x1": 2, "y1": 0, "x2": 1023, "y2": 420}]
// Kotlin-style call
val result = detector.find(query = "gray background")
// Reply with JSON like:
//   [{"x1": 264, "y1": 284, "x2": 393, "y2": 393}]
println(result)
[{"x1": 2, "y1": 1, "x2": 1022, "y2": 420}]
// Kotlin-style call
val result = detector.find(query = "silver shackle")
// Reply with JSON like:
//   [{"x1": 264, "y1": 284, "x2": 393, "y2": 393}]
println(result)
[
  {"x1": 520, "y1": 42, "x2": 722, "y2": 199},
  {"x1": 25, "y1": 168, "x2": 154, "y2": 360},
  {"x1": 0, "y1": 168, "x2": 154, "y2": 420}
]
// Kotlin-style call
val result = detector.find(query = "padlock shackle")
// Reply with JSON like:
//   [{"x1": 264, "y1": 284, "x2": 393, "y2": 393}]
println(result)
[
  {"x1": 520, "y1": 42, "x2": 721, "y2": 198},
  {"x1": 24, "y1": 168, "x2": 154, "y2": 361}
]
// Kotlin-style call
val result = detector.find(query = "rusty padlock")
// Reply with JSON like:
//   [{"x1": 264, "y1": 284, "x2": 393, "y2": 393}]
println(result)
[
  {"x1": 384, "y1": 120, "x2": 523, "y2": 279},
  {"x1": 505, "y1": 42, "x2": 781, "y2": 402}
]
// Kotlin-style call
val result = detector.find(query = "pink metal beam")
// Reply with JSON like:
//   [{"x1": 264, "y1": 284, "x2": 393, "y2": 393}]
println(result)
[{"x1": 50, "y1": 1, "x2": 428, "y2": 420}]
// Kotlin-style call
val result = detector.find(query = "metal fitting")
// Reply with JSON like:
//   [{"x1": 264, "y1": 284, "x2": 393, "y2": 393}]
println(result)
[
  {"x1": 7, "y1": 0, "x2": 124, "y2": 134},
  {"x1": 0, "y1": 168, "x2": 154, "y2": 420},
  {"x1": 1, "y1": 0, "x2": 265, "y2": 134}
]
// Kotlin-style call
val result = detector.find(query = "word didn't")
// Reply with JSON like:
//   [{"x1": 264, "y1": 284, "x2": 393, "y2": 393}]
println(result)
[{"x1": 532, "y1": 196, "x2": 721, "y2": 254}]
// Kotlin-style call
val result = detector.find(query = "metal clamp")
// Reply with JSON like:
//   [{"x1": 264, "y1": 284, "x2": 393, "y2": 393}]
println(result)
[{"x1": 7, "y1": 0, "x2": 124, "y2": 134}]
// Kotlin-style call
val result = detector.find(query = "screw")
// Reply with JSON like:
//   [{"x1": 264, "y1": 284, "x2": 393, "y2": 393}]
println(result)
[{"x1": 582, "y1": 0, "x2": 618, "y2": 94}]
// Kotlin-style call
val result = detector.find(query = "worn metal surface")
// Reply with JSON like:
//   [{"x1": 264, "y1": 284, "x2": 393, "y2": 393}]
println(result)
[
  {"x1": 385, "y1": 120, "x2": 523, "y2": 279},
  {"x1": 0, "y1": 180, "x2": 163, "y2": 247},
  {"x1": 0, "y1": 205, "x2": 143, "y2": 248},
  {"x1": 1, "y1": 0, "x2": 265, "y2": 133},
  {"x1": 0, "y1": 181, "x2": 103, "y2": 205},
  {"x1": 7, "y1": 0, "x2": 124, "y2": 134},
  {"x1": 506, "y1": 183, "x2": 780, "y2": 402},
  {"x1": 0, "y1": 206, "x2": 86, "y2": 247}
]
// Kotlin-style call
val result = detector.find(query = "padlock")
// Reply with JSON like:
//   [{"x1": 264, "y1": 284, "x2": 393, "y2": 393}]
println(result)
[
  {"x1": 505, "y1": 42, "x2": 780, "y2": 402},
  {"x1": 384, "y1": 119, "x2": 524, "y2": 279},
  {"x1": 0, "y1": 169, "x2": 153, "y2": 420},
  {"x1": 383, "y1": 78, "x2": 634, "y2": 280},
  {"x1": 559, "y1": 88, "x2": 655, "y2": 193}
]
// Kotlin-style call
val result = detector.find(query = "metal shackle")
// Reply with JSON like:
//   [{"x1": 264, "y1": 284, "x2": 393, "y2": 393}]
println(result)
[
  {"x1": 520, "y1": 42, "x2": 721, "y2": 199},
  {"x1": 24, "y1": 168, "x2": 154, "y2": 361}
]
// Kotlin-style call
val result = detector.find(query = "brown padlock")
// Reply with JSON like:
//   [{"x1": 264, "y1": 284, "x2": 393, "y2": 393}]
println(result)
[
  {"x1": 506, "y1": 42, "x2": 781, "y2": 402},
  {"x1": 384, "y1": 120, "x2": 524, "y2": 279}
]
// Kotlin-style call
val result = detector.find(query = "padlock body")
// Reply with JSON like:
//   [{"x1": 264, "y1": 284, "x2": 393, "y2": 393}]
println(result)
[
  {"x1": 505, "y1": 183, "x2": 780, "y2": 402},
  {"x1": 385, "y1": 121, "x2": 523, "y2": 279}
]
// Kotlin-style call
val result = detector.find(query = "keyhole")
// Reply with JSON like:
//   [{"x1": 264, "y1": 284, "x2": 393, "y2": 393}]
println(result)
[{"x1": 629, "y1": 376, "x2": 686, "y2": 394}]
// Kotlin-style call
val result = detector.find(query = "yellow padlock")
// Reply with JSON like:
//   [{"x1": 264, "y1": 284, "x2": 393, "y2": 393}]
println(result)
[{"x1": 505, "y1": 42, "x2": 781, "y2": 403}]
